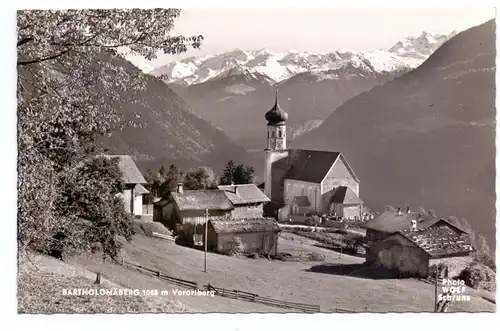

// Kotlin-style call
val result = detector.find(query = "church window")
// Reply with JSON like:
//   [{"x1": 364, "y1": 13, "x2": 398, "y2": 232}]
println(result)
[{"x1": 278, "y1": 130, "x2": 282, "y2": 138}]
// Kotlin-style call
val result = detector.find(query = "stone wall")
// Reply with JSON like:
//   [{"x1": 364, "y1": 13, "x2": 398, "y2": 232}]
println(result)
[{"x1": 429, "y1": 255, "x2": 473, "y2": 278}]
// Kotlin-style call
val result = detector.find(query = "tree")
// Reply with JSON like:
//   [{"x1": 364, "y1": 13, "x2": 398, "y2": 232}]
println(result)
[
  {"x1": 220, "y1": 160, "x2": 236, "y2": 185},
  {"x1": 219, "y1": 160, "x2": 254, "y2": 185},
  {"x1": 54, "y1": 156, "x2": 135, "y2": 258},
  {"x1": 233, "y1": 164, "x2": 255, "y2": 184},
  {"x1": 17, "y1": 9, "x2": 203, "y2": 256},
  {"x1": 183, "y1": 167, "x2": 217, "y2": 190}
]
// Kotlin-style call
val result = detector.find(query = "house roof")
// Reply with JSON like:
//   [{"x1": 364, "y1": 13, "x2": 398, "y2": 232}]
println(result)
[
  {"x1": 364, "y1": 210, "x2": 431, "y2": 233},
  {"x1": 134, "y1": 184, "x2": 150, "y2": 196},
  {"x1": 102, "y1": 155, "x2": 147, "y2": 184},
  {"x1": 397, "y1": 227, "x2": 475, "y2": 258},
  {"x1": 209, "y1": 218, "x2": 280, "y2": 234},
  {"x1": 171, "y1": 190, "x2": 234, "y2": 212},
  {"x1": 217, "y1": 184, "x2": 270, "y2": 205},
  {"x1": 330, "y1": 186, "x2": 363, "y2": 205},
  {"x1": 292, "y1": 196, "x2": 310, "y2": 207}
]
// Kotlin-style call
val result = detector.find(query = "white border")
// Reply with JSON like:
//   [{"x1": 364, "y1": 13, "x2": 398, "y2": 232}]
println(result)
[{"x1": 1, "y1": 1, "x2": 498, "y2": 330}]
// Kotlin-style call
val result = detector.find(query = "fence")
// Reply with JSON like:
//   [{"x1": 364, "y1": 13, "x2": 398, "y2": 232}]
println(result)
[{"x1": 120, "y1": 259, "x2": 321, "y2": 313}]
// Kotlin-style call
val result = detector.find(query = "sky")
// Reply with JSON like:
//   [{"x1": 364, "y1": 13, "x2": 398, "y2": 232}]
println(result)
[{"x1": 126, "y1": 7, "x2": 496, "y2": 70}]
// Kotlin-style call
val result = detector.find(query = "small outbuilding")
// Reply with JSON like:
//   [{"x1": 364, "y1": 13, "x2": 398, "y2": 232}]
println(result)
[
  {"x1": 372, "y1": 225, "x2": 474, "y2": 278},
  {"x1": 207, "y1": 218, "x2": 280, "y2": 256}
]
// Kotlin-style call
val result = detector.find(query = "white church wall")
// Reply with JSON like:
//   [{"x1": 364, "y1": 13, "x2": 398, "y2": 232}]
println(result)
[
  {"x1": 284, "y1": 179, "x2": 321, "y2": 213},
  {"x1": 321, "y1": 156, "x2": 359, "y2": 196}
]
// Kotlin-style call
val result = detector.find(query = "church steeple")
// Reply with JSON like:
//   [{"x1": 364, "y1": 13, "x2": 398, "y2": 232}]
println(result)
[
  {"x1": 265, "y1": 87, "x2": 288, "y2": 126},
  {"x1": 265, "y1": 86, "x2": 287, "y2": 151},
  {"x1": 263, "y1": 87, "x2": 290, "y2": 200}
]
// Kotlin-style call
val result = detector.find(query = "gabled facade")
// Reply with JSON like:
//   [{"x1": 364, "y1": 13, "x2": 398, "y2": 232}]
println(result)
[{"x1": 102, "y1": 154, "x2": 149, "y2": 216}]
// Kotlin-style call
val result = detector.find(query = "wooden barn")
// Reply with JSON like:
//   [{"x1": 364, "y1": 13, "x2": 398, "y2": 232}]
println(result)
[
  {"x1": 207, "y1": 218, "x2": 280, "y2": 256},
  {"x1": 153, "y1": 183, "x2": 233, "y2": 231},
  {"x1": 372, "y1": 226, "x2": 475, "y2": 278},
  {"x1": 218, "y1": 183, "x2": 270, "y2": 219}
]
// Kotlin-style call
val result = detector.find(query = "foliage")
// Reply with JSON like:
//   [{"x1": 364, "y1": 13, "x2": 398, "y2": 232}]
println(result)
[
  {"x1": 448, "y1": 216, "x2": 495, "y2": 270},
  {"x1": 458, "y1": 263, "x2": 496, "y2": 292},
  {"x1": 219, "y1": 160, "x2": 255, "y2": 185},
  {"x1": 183, "y1": 167, "x2": 217, "y2": 190},
  {"x1": 17, "y1": 9, "x2": 202, "y2": 257},
  {"x1": 228, "y1": 236, "x2": 245, "y2": 256},
  {"x1": 174, "y1": 223, "x2": 205, "y2": 247},
  {"x1": 55, "y1": 157, "x2": 135, "y2": 258}
]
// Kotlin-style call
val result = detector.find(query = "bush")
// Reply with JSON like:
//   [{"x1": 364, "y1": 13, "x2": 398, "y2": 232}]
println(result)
[
  {"x1": 174, "y1": 223, "x2": 204, "y2": 247},
  {"x1": 228, "y1": 237, "x2": 245, "y2": 256},
  {"x1": 458, "y1": 263, "x2": 496, "y2": 292}
]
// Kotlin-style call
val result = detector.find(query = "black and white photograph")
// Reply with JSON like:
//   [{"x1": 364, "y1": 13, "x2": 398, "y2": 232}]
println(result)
[{"x1": 7, "y1": 0, "x2": 498, "y2": 320}]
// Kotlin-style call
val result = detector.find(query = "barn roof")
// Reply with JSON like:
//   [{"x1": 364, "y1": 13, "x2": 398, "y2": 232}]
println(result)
[
  {"x1": 218, "y1": 184, "x2": 270, "y2": 205},
  {"x1": 330, "y1": 186, "x2": 363, "y2": 205},
  {"x1": 292, "y1": 196, "x2": 310, "y2": 207},
  {"x1": 171, "y1": 190, "x2": 234, "y2": 212},
  {"x1": 209, "y1": 218, "x2": 280, "y2": 234},
  {"x1": 397, "y1": 227, "x2": 475, "y2": 258},
  {"x1": 364, "y1": 210, "x2": 429, "y2": 233},
  {"x1": 101, "y1": 155, "x2": 147, "y2": 184}
]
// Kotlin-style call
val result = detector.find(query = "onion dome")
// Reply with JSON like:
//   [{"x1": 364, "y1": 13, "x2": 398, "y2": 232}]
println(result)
[{"x1": 265, "y1": 88, "x2": 288, "y2": 125}]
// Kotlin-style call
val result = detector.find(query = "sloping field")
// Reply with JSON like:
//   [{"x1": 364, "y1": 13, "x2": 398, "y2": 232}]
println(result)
[
  {"x1": 77, "y1": 234, "x2": 495, "y2": 313},
  {"x1": 18, "y1": 253, "x2": 190, "y2": 313}
]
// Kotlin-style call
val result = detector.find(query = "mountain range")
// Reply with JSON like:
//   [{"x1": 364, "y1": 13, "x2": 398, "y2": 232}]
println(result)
[
  {"x1": 95, "y1": 53, "x2": 255, "y2": 174},
  {"x1": 293, "y1": 20, "x2": 496, "y2": 247},
  {"x1": 149, "y1": 31, "x2": 455, "y2": 148}
]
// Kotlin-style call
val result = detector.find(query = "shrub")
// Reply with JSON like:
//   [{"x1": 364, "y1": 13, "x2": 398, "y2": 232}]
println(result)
[
  {"x1": 458, "y1": 263, "x2": 496, "y2": 292},
  {"x1": 228, "y1": 237, "x2": 245, "y2": 256},
  {"x1": 174, "y1": 223, "x2": 204, "y2": 247}
]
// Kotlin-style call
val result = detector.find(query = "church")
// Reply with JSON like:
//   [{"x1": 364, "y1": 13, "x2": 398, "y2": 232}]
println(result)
[{"x1": 262, "y1": 90, "x2": 363, "y2": 222}]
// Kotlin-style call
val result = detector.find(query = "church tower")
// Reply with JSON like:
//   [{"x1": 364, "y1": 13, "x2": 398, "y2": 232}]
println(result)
[{"x1": 264, "y1": 88, "x2": 289, "y2": 200}]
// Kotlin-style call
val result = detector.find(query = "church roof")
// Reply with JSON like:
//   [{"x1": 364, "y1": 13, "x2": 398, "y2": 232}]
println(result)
[
  {"x1": 265, "y1": 89, "x2": 288, "y2": 125},
  {"x1": 282, "y1": 149, "x2": 341, "y2": 183},
  {"x1": 330, "y1": 186, "x2": 363, "y2": 205}
]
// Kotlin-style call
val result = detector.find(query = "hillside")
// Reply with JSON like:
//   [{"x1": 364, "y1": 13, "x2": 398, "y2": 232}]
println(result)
[
  {"x1": 96, "y1": 53, "x2": 255, "y2": 173},
  {"x1": 293, "y1": 20, "x2": 496, "y2": 246},
  {"x1": 152, "y1": 32, "x2": 452, "y2": 149}
]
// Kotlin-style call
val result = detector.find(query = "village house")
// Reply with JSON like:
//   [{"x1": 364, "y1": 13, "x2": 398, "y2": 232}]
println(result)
[
  {"x1": 261, "y1": 90, "x2": 363, "y2": 222},
  {"x1": 153, "y1": 182, "x2": 233, "y2": 231},
  {"x1": 103, "y1": 154, "x2": 149, "y2": 217},
  {"x1": 364, "y1": 207, "x2": 474, "y2": 277},
  {"x1": 218, "y1": 183, "x2": 270, "y2": 219},
  {"x1": 206, "y1": 218, "x2": 280, "y2": 256}
]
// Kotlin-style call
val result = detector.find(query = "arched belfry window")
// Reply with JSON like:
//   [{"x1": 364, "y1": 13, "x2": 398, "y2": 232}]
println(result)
[{"x1": 278, "y1": 130, "x2": 282, "y2": 138}]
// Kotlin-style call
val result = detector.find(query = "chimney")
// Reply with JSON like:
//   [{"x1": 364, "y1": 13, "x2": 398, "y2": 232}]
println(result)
[
  {"x1": 397, "y1": 207, "x2": 402, "y2": 216},
  {"x1": 177, "y1": 182, "x2": 184, "y2": 194},
  {"x1": 406, "y1": 206, "x2": 411, "y2": 214},
  {"x1": 411, "y1": 219, "x2": 417, "y2": 231}
]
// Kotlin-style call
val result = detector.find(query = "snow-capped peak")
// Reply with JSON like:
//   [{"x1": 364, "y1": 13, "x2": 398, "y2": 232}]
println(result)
[{"x1": 149, "y1": 31, "x2": 452, "y2": 86}]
